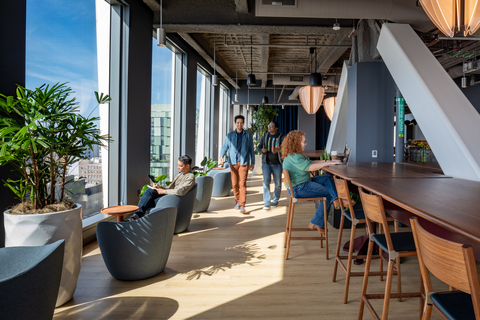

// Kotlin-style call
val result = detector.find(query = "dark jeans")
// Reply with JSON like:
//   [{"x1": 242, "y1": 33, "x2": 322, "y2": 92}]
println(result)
[
  {"x1": 262, "y1": 163, "x2": 282, "y2": 206},
  {"x1": 291, "y1": 175, "x2": 338, "y2": 228},
  {"x1": 135, "y1": 188, "x2": 165, "y2": 217}
]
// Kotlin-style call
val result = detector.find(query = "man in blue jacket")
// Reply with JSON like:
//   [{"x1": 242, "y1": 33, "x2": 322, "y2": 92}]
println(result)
[{"x1": 219, "y1": 115, "x2": 255, "y2": 214}]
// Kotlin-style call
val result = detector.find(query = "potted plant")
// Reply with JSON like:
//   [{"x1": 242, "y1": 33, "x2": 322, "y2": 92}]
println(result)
[
  {"x1": 248, "y1": 103, "x2": 279, "y2": 175},
  {"x1": 0, "y1": 82, "x2": 111, "y2": 306},
  {"x1": 192, "y1": 157, "x2": 217, "y2": 212}
]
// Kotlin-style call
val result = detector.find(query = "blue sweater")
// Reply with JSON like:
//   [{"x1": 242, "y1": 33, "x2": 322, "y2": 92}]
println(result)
[{"x1": 220, "y1": 130, "x2": 255, "y2": 166}]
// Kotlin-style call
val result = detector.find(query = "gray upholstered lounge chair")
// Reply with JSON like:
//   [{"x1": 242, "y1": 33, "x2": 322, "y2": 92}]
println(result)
[
  {"x1": 97, "y1": 207, "x2": 176, "y2": 281},
  {"x1": 0, "y1": 240, "x2": 65, "y2": 320},
  {"x1": 193, "y1": 176, "x2": 213, "y2": 213},
  {"x1": 153, "y1": 183, "x2": 197, "y2": 234},
  {"x1": 208, "y1": 167, "x2": 232, "y2": 197}
]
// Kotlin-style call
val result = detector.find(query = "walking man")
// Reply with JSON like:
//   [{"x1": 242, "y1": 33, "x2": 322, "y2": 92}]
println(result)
[
  {"x1": 257, "y1": 121, "x2": 284, "y2": 210},
  {"x1": 219, "y1": 115, "x2": 255, "y2": 214}
]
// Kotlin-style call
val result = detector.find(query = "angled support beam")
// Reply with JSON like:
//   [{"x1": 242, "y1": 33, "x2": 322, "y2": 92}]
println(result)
[
  {"x1": 317, "y1": 34, "x2": 350, "y2": 74},
  {"x1": 326, "y1": 61, "x2": 349, "y2": 153},
  {"x1": 178, "y1": 33, "x2": 239, "y2": 89},
  {"x1": 377, "y1": 24, "x2": 480, "y2": 180}
]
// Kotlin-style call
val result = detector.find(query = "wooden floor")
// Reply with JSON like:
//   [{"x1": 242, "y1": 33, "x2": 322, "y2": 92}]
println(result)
[{"x1": 54, "y1": 174, "x2": 445, "y2": 320}]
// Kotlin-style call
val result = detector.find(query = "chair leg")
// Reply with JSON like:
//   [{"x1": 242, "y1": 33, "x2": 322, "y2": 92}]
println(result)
[
  {"x1": 358, "y1": 239, "x2": 375, "y2": 320},
  {"x1": 379, "y1": 224, "x2": 384, "y2": 281},
  {"x1": 344, "y1": 223, "x2": 357, "y2": 304},
  {"x1": 422, "y1": 304, "x2": 433, "y2": 320},
  {"x1": 333, "y1": 214, "x2": 346, "y2": 282},
  {"x1": 284, "y1": 197, "x2": 293, "y2": 248},
  {"x1": 285, "y1": 202, "x2": 295, "y2": 260},
  {"x1": 396, "y1": 255, "x2": 402, "y2": 302},
  {"x1": 394, "y1": 220, "x2": 399, "y2": 233},
  {"x1": 381, "y1": 260, "x2": 395, "y2": 320},
  {"x1": 324, "y1": 200, "x2": 328, "y2": 260}
]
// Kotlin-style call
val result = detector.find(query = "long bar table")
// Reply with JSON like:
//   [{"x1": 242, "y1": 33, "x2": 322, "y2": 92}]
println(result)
[
  {"x1": 352, "y1": 178, "x2": 480, "y2": 258},
  {"x1": 322, "y1": 162, "x2": 448, "y2": 180}
]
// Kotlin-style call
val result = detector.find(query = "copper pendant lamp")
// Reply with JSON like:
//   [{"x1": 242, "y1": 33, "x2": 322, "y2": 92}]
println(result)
[
  {"x1": 420, "y1": 0, "x2": 480, "y2": 37},
  {"x1": 299, "y1": 47, "x2": 324, "y2": 114},
  {"x1": 323, "y1": 97, "x2": 336, "y2": 121}
]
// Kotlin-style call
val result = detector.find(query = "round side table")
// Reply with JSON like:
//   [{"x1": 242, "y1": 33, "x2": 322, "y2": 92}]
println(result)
[{"x1": 101, "y1": 205, "x2": 139, "y2": 222}]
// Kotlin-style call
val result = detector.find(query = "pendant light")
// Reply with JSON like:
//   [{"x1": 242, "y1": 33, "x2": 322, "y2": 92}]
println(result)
[
  {"x1": 157, "y1": 0, "x2": 165, "y2": 46},
  {"x1": 420, "y1": 0, "x2": 480, "y2": 37},
  {"x1": 212, "y1": 35, "x2": 218, "y2": 86},
  {"x1": 323, "y1": 97, "x2": 336, "y2": 121},
  {"x1": 235, "y1": 51, "x2": 239, "y2": 102},
  {"x1": 262, "y1": 86, "x2": 269, "y2": 104},
  {"x1": 247, "y1": 36, "x2": 256, "y2": 86},
  {"x1": 299, "y1": 45, "x2": 325, "y2": 114}
]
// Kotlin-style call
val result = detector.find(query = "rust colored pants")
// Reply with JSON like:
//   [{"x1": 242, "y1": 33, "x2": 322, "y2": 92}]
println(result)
[{"x1": 230, "y1": 162, "x2": 248, "y2": 206}]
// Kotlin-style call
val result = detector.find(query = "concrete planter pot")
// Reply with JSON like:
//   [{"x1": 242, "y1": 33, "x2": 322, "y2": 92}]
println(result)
[
  {"x1": 4, "y1": 204, "x2": 83, "y2": 307},
  {"x1": 252, "y1": 154, "x2": 263, "y2": 175},
  {"x1": 193, "y1": 176, "x2": 214, "y2": 212}
]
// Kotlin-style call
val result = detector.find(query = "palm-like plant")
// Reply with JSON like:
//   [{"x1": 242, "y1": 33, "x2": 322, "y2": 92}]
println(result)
[{"x1": 0, "y1": 83, "x2": 111, "y2": 211}]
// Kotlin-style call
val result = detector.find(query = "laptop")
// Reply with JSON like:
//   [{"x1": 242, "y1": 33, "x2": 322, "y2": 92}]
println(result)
[{"x1": 338, "y1": 144, "x2": 351, "y2": 166}]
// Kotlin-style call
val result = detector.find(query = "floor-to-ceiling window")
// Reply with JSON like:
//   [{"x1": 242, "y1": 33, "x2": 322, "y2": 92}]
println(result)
[
  {"x1": 195, "y1": 66, "x2": 212, "y2": 165},
  {"x1": 26, "y1": 0, "x2": 107, "y2": 219},
  {"x1": 150, "y1": 39, "x2": 174, "y2": 179},
  {"x1": 218, "y1": 84, "x2": 230, "y2": 157}
]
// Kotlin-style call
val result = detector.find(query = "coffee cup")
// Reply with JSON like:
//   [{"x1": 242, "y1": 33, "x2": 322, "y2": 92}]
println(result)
[{"x1": 331, "y1": 151, "x2": 338, "y2": 160}]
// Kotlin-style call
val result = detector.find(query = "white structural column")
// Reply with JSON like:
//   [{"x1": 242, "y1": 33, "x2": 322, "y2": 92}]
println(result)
[
  {"x1": 325, "y1": 61, "x2": 349, "y2": 154},
  {"x1": 377, "y1": 23, "x2": 480, "y2": 181}
]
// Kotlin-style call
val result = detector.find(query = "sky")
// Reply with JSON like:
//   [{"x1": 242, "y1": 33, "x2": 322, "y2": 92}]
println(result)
[
  {"x1": 26, "y1": 0, "x2": 99, "y2": 117},
  {"x1": 26, "y1": 1, "x2": 174, "y2": 118}
]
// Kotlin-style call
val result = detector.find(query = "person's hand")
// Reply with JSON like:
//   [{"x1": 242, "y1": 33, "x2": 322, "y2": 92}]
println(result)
[
  {"x1": 262, "y1": 147, "x2": 268, "y2": 153},
  {"x1": 327, "y1": 160, "x2": 342, "y2": 166},
  {"x1": 249, "y1": 164, "x2": 255, "y2": 171},
  {"x1": 153, "y1": 183, "x2": 160, "y2": 189},
  {"x1": 156, "y1": 188, "x2": 165, "y2": 195},
  {"x1": 219, "y1": 157, "x2": 224, "y2": 165},
  {"x1": 273, "y1": 146, "x2": 280, "y2": 154}
]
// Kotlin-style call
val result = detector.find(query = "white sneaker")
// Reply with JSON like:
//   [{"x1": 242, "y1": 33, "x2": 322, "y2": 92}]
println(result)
[{"x1": 263, "y1": 206, "x2": 271, "y2": 210}]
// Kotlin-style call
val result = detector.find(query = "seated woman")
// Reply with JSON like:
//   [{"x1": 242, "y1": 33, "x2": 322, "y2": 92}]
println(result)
[{"x1": 281, "y1": 130, "x2": 342, "y2": 234}]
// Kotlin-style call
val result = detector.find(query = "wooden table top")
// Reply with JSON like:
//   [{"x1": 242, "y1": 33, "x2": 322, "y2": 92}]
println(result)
[
  {"x1": 101, "y1": 205, "x2": 139, "y2": 216},
  {"x1": 322, "y1": 162, "x2": 449, "y2": 180},
  {"x1": 351, "y1": 178, "x2": 480, "y2": 245}
]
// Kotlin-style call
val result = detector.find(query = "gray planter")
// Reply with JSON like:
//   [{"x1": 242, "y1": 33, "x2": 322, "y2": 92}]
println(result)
[{"x1": 193, "y1": 176, "x2": 214, "y2": 212}]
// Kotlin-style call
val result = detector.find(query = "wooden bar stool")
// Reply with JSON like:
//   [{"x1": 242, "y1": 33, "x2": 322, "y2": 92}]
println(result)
[
  {"x1": 358, "y1": 187, "x2": 421, "y2": 320},
  {"x1": 410, "y1": 217, "x2": 480, "y2": 320},
  {"x1": 283, "y1": 169, "x2": 329, "y2": 260},
  {"x1": 332, "y1": 176, "x2": 398, "y2": 304}
]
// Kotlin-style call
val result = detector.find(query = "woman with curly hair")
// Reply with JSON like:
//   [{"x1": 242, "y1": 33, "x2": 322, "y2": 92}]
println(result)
[{"x1": 281, "y1": 130, "x2": 342, "y2": 234}]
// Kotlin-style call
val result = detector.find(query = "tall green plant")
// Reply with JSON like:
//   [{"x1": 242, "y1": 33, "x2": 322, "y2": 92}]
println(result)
[
  {"x1": 0, "y1": 83, "x2": 112, "y2": 210},
  {"x1": 249, "y1": 103, "x2": 279, "y2": 153}
]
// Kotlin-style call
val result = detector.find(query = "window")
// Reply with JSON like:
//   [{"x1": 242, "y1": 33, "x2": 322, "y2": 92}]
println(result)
[
  {"x1": 150, "y1": 38, "x2": 174, "y2": 179},
  {"x1": 218, "y1": 84, "x2": 230, "y2": 157},
  {"x1": 195, "y1": 66, "x2": 212, "y2": 165},
  {"x1": 26, "y1": 0, "x2": 108, "y2": 219}
]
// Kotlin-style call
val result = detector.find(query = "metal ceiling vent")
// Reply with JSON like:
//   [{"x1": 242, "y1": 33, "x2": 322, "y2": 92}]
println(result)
[
  {"x1": 262, "y1": 0, "x2": 296, "y2": 6},
  {"x1": 273, "y1": 75, "x2": 308, "y2": 85}
]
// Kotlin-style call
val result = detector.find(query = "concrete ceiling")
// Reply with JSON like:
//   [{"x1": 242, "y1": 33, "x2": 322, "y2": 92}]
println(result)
[{"x1": 143, "y1": 0, "x2": 480, "y2": 89}]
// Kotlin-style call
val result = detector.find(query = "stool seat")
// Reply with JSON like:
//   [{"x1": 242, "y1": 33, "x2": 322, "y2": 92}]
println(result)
[
  {"x1": 431, "y1": 292, "x2": 475, "y2": 320},
  {"x1": 372, "y1": 232, "x2": 416, "y2": 253},
  {"x1": 344, "y1": 209, "x2": 365, "y2": 221}
]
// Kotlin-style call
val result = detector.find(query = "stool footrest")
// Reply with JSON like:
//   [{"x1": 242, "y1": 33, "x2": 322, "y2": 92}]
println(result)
[
  {"x1": 291, "y1": 228, "x2": 317, "y2": 231},
  {"x1": 290, "y1": 236, "x2": 325, "y2": 240},
  {"x1": 365, "y1": 292, "x2": 422, "y2": 300}
]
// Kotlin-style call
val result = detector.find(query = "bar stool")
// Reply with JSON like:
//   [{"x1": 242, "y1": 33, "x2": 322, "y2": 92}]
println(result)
[
  {"x1": 410, "y1": 217, "x2": 480, "y2": 320},
  {"x1": 332, "y1": 176, "x2": 399, "y2": 304},
  {"x1": 358, "y1": 187, "x2": 421, "y2": 320},
  {"x1": 283, "y1": 169, "x2": 328, "y2": 260}
]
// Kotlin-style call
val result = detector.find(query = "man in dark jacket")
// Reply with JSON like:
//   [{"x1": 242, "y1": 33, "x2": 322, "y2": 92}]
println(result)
[{"x1": 257, "y1": 120, "x2": 285, "y2": 210}]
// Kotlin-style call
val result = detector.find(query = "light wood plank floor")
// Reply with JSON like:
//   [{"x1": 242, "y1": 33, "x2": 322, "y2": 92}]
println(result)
[{"x1": 54, "y1": 174, "x2": 445, "y2": 319}]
